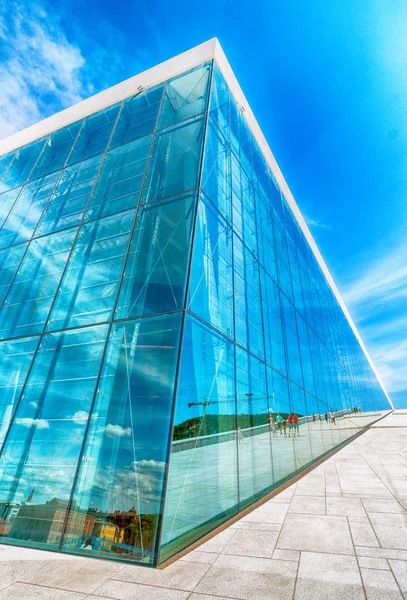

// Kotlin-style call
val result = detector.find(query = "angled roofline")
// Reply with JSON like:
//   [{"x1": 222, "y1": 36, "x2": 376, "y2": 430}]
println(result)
[{"x1": 0, "y1": 37, "x2": 393, "y2": 409}]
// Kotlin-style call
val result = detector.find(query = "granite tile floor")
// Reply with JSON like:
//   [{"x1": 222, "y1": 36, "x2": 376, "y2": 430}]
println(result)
[{"x1": 1, "y1": 410, "x2": 407, "y2": 599}]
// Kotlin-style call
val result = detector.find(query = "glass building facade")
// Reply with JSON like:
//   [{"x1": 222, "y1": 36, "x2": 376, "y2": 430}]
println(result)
[{"x1": 0, "y1": 54, "x2": 391, "y2": 566}]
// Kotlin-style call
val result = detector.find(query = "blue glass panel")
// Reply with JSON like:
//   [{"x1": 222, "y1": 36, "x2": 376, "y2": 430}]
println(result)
[
  {"x1": 47, "y1": 211, "x2": 134, "y2": 331},
  {"x1": 234, "y1": 235, "x2": 264, "y2": 360},
  {"x1": 274, "y1": 222, "x2": 293, "y2": 300},
  {"x1": 300, "y1": 267, "x2": 316, "y2": 333},
  {"x1": 252, "y1": 139, "x2": 269, "y2": 203},
  {"x1": 257, "y1": 195, "x2": 277, "y2": 282},
  {"x1": 0, "y1": 229, "x2": 75, "y2": 339},
  {"x1": 210, "y1": 63, "x2": 230, "y2": 136},
  {"x1": 142, "y1": 117, "x2": 204, "y2": 203},
  {"x1": 296, "y1": 314, "x2": 316, "y2": 396},
  {"x1": 0, "y1": 187, "x2": 21, "y2": 230},
  {"x1": 235, "y1": 346, "x2": 271, "y2": 504},
  {"x1": 36, "y1": 155, "x2": 103, "y2": 236},
  {"x1": 85, "y1": 135, "x2": 152, "y2": 221},
  {"x1": 111, "y1": 85, "x2": 164, "y2": 148},
  {"x1": 289, "y1": 248, "x2": 304, "y2": 315},
  {"x1": 281, "y1": 294, "x2": 303, "y2": 386},
  {"x1": 30, "y1": 122, "x2": 82, "y2": 180},
  {"x1": 0, "y1": 172, "x2": 59, "y2": 249},
  {"x1": 61, "y1": 313, "x2": 181, "y2": 563},
  {"x1": 229, "y1": 95, "x2": 240, "y2": 158},
  {"x1": 0, "y1": 324, "x2": 108, "y2": 550},
  {"x1": 282, "y1": 199, "x2": 297, "y2": 252},
  {"x1": 116, "y1": 193, "x2": 196, "y2": 320},
  {"x1": 0, "y1": 336, "x2": 39, "y2": 446},
  {"x1": 188, "y1": 196, "x2": 234, "y2": 339},
  {"x1": 260, "y1": 268, "x2": 286, "y2": 374},
  {"x1": 159, "y1": 63, "x2": 211, "y2": 128},
  {"x1": 0, "y1": 242, "x2": 27, "y2": 305},
  {"x1": 269, "y1": 175, "x2": 285, "y2": 230},
  {"x1": 2, "y1": 138, "x2": 47, "y2": 190},
  {"x1": 231, "y1": 155, "x2": 257, "y2": 256},
  {"x1": 68, "y1": 104, "x2": 120, "y2": 165},
  {"x1": 0, "y1": 151, "x2": 16, "y2": 189},
  {"x1": 201, "y1": 118, "x2": 231, "y2": 222},
  {"x1": 238, "y1": 117, "x2": 252, "y2": 177},
  {"x1": 288, "y1": 381, "x2": 314, "y2": 469},
  {"x1": 162, "y1": 315, "x2": 237, "y2": 554},
  {"x1": 267, "y1": 368, "x2": 296, "y2": 481}
]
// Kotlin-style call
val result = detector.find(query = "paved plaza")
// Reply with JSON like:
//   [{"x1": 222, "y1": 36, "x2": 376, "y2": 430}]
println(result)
[{"x1": 1, "y1": 410, "x2": 407, "y2": 599}]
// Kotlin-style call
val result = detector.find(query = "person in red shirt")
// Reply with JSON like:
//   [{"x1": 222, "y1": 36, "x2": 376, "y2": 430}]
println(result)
[
  {"x1": 287, "y1": 413, "x2": 293, "y2": 437},
  {"x1": 293, "y1": 413, "x2": 300, "y2": 436}
]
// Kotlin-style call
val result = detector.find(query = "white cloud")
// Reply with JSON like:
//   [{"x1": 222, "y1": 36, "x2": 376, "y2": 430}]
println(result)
[
  {"x1": 0, "y1": 2, "x2": 86, "y2": 138},
  {"x1": 304, "y1": 213, "x2": 331, "y2": 231},
  {"x1": 343, "y1": 240, "x2": 407, "y2": 397},
  {"x1": 104, "y1": 423, "x2": 132, "y2": 438},
  {"x1": 343, "y1": 241, "x2": 407, "y2": 308},
  {"x1": 72, "y1": 410, "x2": 89, "y2": 424},
  {"x1": 14, "y1": 417, "x2": 49, "y2": 429},
  {"x1": 0, "y1": 0, "x2": 128, "y2": 140}
]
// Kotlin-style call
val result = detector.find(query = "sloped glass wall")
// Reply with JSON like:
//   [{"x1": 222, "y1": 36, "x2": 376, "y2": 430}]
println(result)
[
  {"x1": 0, "y1": 62, "x2": 211, "y2": 565},
  {"x1": 0, "y1": 57, "x2": 391, "y2": 567},
  {"x1": 160, "y1": 62, "x2": 391, "y2": 562}
]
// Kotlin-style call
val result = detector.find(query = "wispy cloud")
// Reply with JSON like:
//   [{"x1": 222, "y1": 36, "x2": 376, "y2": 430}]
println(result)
[
  {"x1": 303, "y1": 212, "x2": 331, "y2": 231},
  {"x1": 104, "y1": 424, "x2": 132, "y2": 438},
  {"x1": 0, "y1": 0, "x2": 127, "y2": 140},
  {"x1": 343, "y1": 241, "x2": 407, "y2": 399},
  {"x1": 0, "y1": 2, "x2": 86, "y2": 138},
  {"x1": 343, "y1": 241, "x2": 407, "y2": 308},
  {"x1": 15, "y1": 418, "x2": 49, "y2": 429},
  {"x1": 72, "y1": 410, "x2": 89, "y2": 424}
]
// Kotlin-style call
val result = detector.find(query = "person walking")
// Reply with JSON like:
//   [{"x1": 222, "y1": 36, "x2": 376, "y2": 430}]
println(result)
[
  {"x1": 293, "y1": 413, "x2": 300, "y2": 436},
  {"x1": 287, "y1": 413, "x2": 293, "y2": 437},
  {"x1": 328, "y1": 410, "x2": 333, "y2": 423},
  {"x1": 269, "y1": 413, "x2": 277, "y2": 437},
  {"x1": 312, "y1": 412, "x2": 315, "y2": 422},
  {"x1": 324, "y1": 411, "x2": 328, "y2": 423},
  {"x1": 277, "y1": 413, "x2": 283, "y2": 435},
  {"x1": 282, "y1": 416, "x2": 287, "y2": 438}
]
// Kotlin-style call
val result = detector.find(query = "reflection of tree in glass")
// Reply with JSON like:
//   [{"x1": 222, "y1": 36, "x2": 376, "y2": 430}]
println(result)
[
  {"x1": 173, "y1": 412, "x2": 303, "y2": 440},
  {"x1": 125, "y1": 514, "x2": 156, "y2": 551}
]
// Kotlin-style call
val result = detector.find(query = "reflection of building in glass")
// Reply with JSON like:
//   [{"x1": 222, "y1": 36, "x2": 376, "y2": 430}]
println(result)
[
  {"x1": 0, "y1": 39, "x2": 393, "y2": 566},
  {"x1": 8, "y1": 498, "x2": 94, "y2": 545},
  {"x1": 0, "y1": 502, "x2": 20, "y2": 535}
]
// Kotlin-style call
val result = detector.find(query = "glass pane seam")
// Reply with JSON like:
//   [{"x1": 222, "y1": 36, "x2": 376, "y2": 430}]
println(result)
[
  {"x1": 155, "y1": 59, "x2": 214, "y2": 564},
  {"x1": 56, "y1": 81, "x2": 168, "y2": 557}
]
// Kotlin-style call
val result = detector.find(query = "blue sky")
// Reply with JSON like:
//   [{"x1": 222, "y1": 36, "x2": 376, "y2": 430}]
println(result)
[{"x1": 1, "y1": 0, "x2": 406, "y2": 407}]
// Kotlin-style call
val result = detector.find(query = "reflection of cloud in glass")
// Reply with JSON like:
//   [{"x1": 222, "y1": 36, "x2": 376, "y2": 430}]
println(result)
[
  {"x1": 15, "y1": 417, "x2": 49, "y2": 429},
  {"x1": 79, "y1": 459, "x2": 166, "y2": 514},
  {"x1": 104, "y1": 423, "x2": 131, "y2": 438},
  {"x1": 72, "y1": 410, "x2": 88, "y2": 424}
]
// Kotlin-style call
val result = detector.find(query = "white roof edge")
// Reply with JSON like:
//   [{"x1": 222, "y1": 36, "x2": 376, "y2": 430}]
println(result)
[
  {"x1": 0, "y1": 38, "x2": 218, "y2": 156},
  {"x1": 0, "y1": 37, "x2": 393, "y2": 409}
]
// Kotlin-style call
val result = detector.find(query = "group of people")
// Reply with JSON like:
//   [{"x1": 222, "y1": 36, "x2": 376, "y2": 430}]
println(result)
[
  {"x1": 268, "y1": 413, "x2": 300, "y2": 437},
  {"x1": 311, "y1": 411, "x2": 336, "y2": 424},
  {"x1": 325, "y1": 410, "x2": 336, "y2": 424}
]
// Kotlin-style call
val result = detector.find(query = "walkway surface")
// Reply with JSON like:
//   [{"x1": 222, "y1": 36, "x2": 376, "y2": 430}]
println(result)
[{"x1": 1, "y1": 410, "x2": 407, "y2": 600}]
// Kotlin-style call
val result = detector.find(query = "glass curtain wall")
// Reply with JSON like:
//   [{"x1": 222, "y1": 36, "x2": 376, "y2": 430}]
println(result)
[
  {"x1": 0, "y1": 62, "x2": 211, "y2": 565},
  {"x1": 160, "y1": 62, "x2": 391, "y2": 562},
  {"x1": 0, "y1": 57, "x2": 390, "y2": 567}
]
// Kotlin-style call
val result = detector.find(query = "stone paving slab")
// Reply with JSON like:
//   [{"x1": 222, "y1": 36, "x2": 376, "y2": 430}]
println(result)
[{"x1": 0, "y1": 410, "x2": 407, "y2": 599}]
